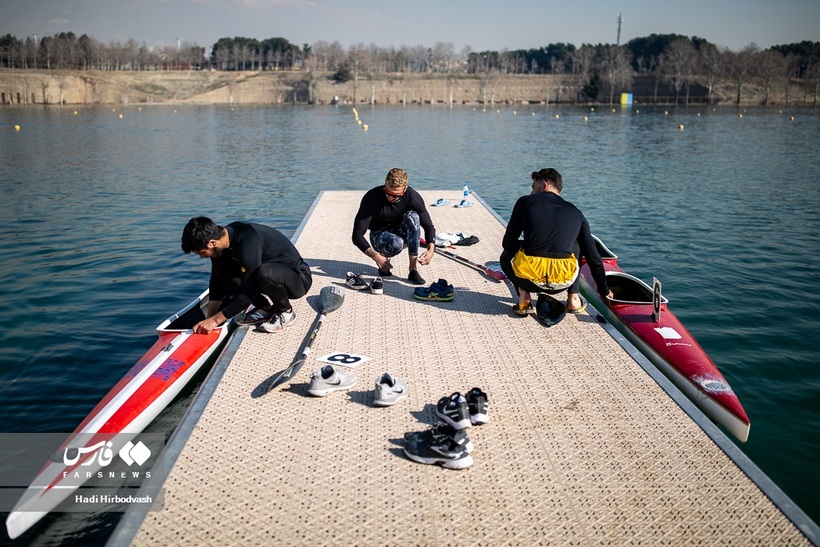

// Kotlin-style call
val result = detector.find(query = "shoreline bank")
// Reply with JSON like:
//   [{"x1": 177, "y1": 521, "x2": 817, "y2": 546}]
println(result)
[{"x1": 1, "y1": 68, "x2": 815, "y2": 107}]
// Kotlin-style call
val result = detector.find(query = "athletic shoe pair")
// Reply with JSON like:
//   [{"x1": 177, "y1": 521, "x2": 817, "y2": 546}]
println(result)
[
  {"x1": 346, "y1": 271, "x2": 384, "y2": 295},
  {"x1": 403, "y1": 423, "x2": 474, "y2": 470},
  {"x1": 403, "y1": 388, "x2": 489, "y2": 470},
  {"x1": 235, "y1": 306, "x2": 297, "y2": 332},
  {"x1": 307, "y1": 365, "x2": 357, "y2": 397},
  {"x1": 413, "y1": 278, "x2": 454, "y2": 302},
  {"x1": 436, "y1": 388, "x2": 489, "y2": 429}
]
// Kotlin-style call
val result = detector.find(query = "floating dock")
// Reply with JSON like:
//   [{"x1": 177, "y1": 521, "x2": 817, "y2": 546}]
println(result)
[{"x1": 112, "y1": 191, "x2": 817, "y2": 546}]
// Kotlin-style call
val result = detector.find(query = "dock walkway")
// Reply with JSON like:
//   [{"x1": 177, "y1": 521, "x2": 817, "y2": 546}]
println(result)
[{"x1": 116, "y1": 191, "x2": 814, "y2": 545}]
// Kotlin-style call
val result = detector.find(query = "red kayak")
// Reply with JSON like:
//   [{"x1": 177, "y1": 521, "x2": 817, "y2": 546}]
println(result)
[
  {"x1": 5, "y1": 289, "x2": 236, "y2": 540},
  {"x1": 580, "y1": 236, "x2": 750, "y2": 443}
]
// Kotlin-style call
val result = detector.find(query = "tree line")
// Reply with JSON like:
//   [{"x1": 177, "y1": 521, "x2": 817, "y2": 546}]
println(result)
[{"x1": 1, "y1": 31, "x2": 818, "y2": 105}]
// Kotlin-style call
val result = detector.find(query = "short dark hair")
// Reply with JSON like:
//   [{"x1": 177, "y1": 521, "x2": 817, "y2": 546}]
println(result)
[
  {"x1": 531, "y1": 168, "x2": 563, "y2": 193},
  {"x1": 181, "y1": 216, "x2": 222, "y2": 253}
]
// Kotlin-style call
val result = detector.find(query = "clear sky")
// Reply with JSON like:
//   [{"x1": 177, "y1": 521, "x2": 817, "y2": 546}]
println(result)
[{"x1": 4, "y1": 0, "x2": 819, "y2": 53}]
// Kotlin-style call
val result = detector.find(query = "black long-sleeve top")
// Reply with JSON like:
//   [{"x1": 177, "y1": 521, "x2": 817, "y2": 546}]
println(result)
[
  {"x1": 209, "y1": 222, "x2": 307, "y2": 318},
  {"x1": 502, "y1": 192, "x2": 610, "y2": 296},
  {"x1": 351, "y1": 186, "x2": 436, "y2": 253}
]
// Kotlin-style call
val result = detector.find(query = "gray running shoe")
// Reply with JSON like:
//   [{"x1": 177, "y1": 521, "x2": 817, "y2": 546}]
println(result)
[
  {"x1": 307, "y1": 365, "x2": 357, "y2": 397},
  {"x1": 404, "y1": 423, "x2": 474, "y2": 454},
  {"x1": 259, "y1": 310, "x2": 297, "y2": 333},
  {"x1": 345, "y1": 271, "x2": 368, "y2": 291},
  {"x1": 403, "y1": 439, "x2": 473, "y2": 470},
  {"x1": 373, "y1": 372, "x2": 408, "y2": 406},
  {"x1": 235, "y1": 306, "x2": 274, "y2": 326}
]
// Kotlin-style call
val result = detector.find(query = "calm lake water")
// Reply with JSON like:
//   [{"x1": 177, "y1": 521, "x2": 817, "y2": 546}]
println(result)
[{"x1": 1, "y1": 103, "x2": 819, "y2": 545}]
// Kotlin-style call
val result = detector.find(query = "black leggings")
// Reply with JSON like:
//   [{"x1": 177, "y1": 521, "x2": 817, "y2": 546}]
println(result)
[{"x1": 250, "y1": 262, "x2": 312, "y2": 312}]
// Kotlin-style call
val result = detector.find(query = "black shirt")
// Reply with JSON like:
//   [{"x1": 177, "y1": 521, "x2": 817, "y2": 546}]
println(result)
[
  {"x1": 209, "y1": 222, "x2": 307, "y2": 317},
  {"x1": 351, "y1": 186, "x2": 436, "y2": 253},
  {"x1": 503, "y1": 192, "x2": 609, "y2": 296}
]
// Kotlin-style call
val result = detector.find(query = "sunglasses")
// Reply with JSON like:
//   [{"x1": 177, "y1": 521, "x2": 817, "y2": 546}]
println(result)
[{"x1": 384, "y1": 187, "x2": 405, "y2": 201}]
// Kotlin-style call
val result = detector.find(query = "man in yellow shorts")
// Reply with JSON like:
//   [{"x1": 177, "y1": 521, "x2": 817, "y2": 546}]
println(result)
[{"x1": 500, "y1": 168, "x2": 612, "y2": 315}]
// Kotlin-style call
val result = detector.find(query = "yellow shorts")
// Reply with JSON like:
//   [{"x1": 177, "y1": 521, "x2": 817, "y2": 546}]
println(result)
[{"x1": 512, "y1": 250, "x2": 579, "y2": 291}]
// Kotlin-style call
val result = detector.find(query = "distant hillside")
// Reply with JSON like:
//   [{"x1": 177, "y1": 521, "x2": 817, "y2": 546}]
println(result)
[{"x1": 0, "y1": 69, "x2": 814, "y2": 107}]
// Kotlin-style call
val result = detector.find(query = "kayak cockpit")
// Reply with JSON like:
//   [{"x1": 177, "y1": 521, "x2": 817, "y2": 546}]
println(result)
[
  {"x1": 157, "y1": 290, "x2": 210, "y2": 332},
  {"x1": 606, "y1": 272, "x2": 669, "y2": 306}
]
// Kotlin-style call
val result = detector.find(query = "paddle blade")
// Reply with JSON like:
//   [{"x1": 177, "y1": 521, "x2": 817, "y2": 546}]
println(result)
[
  {"x1": 268, "y1": 358, "x2": 306, "y2": 390},
  {"x1": 319, "y1": 285, "x2": 345, "y2": 314},
  {"x1": 483, "y1": 262, "x2": 506, "y2": 281}
]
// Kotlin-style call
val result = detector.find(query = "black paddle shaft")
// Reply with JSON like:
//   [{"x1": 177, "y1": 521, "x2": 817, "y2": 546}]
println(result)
[{"x1": 269, "y1": 285, "x2": 345, "y2": 387}]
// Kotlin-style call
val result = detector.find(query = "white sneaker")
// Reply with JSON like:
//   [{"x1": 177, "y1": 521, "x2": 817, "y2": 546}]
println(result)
[
  {"x1": 373, "y1": 372, "x2": 408, "y2": 406},
  {"x1": 259, "y1": 310, "x2": 296, "y2": 333},
  {"x1": 307, "y1": 365, "x2": 357, "y2": 397}
]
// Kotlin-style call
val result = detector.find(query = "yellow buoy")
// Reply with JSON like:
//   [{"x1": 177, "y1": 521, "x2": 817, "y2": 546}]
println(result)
[
  {"x1": 790, "y1": 116, "x2": 795, "y2": 121},
  {"x1": 738, "y1": 114, "x2": 743, "y2": 119},
  {"x1": 611, "y1": 108, "x2": 616, "y2": 113},
  {"x1": 362, "y1": 124, "x2": 368, "y2": 131},
  {"x1": 678, "y1": 124, "x2": 685, "y2": 130},
  {"x1": 531, "y1": 112, "x2": 535, "y2": 116},
  {"x1": 590, "y1": 107, "x2": 595, "y2": 112},
  {"x1": 583, "y1": 116, "x2": 589, "y2": 122},
  {"x1": 635, "y1": 109, "x2": 640, "y2": 114},
  {"x1": 73, "y1": 110, "x2": 78, "y2": 115},
  {"x1": 555, "y1": 114, "x2": 560, "y2": 119},
  {"x1": 664, "y1": 111, "x2": 669, "y2": 116},
  {"x1": 14, "y1": 124, "x2": 21, "y2": 131},
  {"x1": 118, "y1": 113, "x2": 123, "y2": 119},
  {"x1": 357, "y1": 119, "x2": 362, "y2": 125},
  {"x1": 513, "y1": 111, "x2": 517, "y2": 115}
]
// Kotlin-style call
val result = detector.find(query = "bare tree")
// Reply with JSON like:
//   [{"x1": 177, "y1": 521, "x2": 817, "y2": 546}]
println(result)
[
  {"x1": 601, "y1": 45, "x2": 633, "y2": 104},
  {"x1": 698, "y1": 43, "x2": 725, "y2": 105},
  {"x1": 726, "y1": 43, "x2": 759, "y2": 106},
  {"x1": 662, "y1": 38, "x2": 696, "y2": 104},
  {"x1": 757, "y1": 49, "x2": 788, "y2": 106}
]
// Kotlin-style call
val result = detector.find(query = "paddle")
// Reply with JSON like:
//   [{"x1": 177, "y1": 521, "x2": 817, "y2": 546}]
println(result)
[
  {"x1": 435, "y1": 247, "x2": 506, "y2": 282},
  {"x1": 267, "y1": 285, "x2": 345, "y2": 389}
]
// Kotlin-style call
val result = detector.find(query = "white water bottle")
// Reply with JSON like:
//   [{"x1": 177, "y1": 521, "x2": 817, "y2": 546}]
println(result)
[{"x1": 463, "y1": 184, "x2": 469, "y2": 198}]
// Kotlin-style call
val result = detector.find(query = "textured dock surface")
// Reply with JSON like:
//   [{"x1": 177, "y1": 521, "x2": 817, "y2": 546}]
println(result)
[{"x1": 124, "y1": 191, "x2": 811, "y2": 546}]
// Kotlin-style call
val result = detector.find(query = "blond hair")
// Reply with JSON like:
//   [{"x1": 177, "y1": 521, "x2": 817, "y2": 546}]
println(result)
[{"x1": 385, "y1": 168, "x2": 409, "y2": 190}]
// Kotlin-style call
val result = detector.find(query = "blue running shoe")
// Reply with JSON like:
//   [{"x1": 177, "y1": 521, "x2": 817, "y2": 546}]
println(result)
[{"x1": 413, "y1": 279, "x2": 454, "y2": 302}]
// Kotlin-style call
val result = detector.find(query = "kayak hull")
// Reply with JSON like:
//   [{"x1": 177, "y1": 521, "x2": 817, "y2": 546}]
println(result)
[
  {"x1": 580, "y1": 239, "x2": 750, "y2": 443},
  {"x1": 5, "y1": 290, "x2": 234, "y2": 540}
]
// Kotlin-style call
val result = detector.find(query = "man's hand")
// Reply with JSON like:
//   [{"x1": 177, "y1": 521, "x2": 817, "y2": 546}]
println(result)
[
  {"x1": 418, "y1": 243, "x2": 435, "y2": 266},
  {"x1": 369, "y1": 249, "x2": 392, "y2": 272},
  {"x1": 193, "y1": 311, "x2": 226, "y2": 334}
]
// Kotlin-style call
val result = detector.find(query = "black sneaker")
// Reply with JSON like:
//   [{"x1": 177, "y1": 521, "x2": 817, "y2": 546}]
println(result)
[
  {"x1": 345, "y1": 271, "x2": 368, "y2": 290},
  {"x1": 435, "y1": 392, "x2": 471, "y2": 430},
  {"x1": 369, "y1": 276, "x2": 384, "y2": 295},
  {"x1": 403, "y1": 439, "x2": 473, "y2": 470},
  {"x1": 404, "y1": 423, "x2": 474, "y2": 454},
  {"x1": 407, "y1": 269, "x2": 425, "y2": 285},
  {"x1": 235, "y1": 306, "x2": 274, "y2": 326},
  {"x1": 466, "y1": 387, "x2": 489, "y2": 425},
  {"x1": 378, "y1": 268, "x2": 393, "y2": 278}
]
